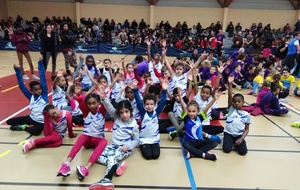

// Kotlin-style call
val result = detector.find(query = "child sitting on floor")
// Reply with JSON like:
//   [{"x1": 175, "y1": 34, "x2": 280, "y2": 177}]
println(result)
[
  {"x1": 8, "y1": 59, "x2": 48, "y2": 136},
  {"x1": 22, "y1": 104, "x2": 77, "y2": 153}
]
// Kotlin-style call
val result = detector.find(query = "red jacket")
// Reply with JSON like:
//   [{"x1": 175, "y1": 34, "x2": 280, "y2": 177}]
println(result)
[{"x1": 11, "y1": 32, "x2": 31, "y2": 52}]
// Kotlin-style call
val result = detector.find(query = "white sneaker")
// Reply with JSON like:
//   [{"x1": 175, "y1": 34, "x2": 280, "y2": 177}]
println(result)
[
  {"x1": 23, "y1": 74, "x2": 29, "y2": 80},
  {"x1": 279, "y1": 98, "x2": 288, "y2": 103},
  {"x1": 32, "y1": 74, "x2": 40, "y2": 80}
]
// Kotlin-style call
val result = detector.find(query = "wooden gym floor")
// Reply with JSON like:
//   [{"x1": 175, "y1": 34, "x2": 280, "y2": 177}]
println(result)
[{"x1": 0, "y1": 51, "x2": 299, "y2": 190}]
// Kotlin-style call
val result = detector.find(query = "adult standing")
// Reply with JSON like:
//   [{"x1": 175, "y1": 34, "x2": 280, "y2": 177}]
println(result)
[
  {"x1": 39, "y1": 24, "x2": 59, "y2": 80},
  {"x1": 11, "y1": 24, "x2": 39, "y2": 80},
  {"x1": 60, "y1": 22, "x2": 77, "y2": 71},
  {"x1": 136, "y1": 55, "x2": 148, "y2": 77},
  {"x1": 283, "y1": 32, "x2": 300, "y2": 72}
]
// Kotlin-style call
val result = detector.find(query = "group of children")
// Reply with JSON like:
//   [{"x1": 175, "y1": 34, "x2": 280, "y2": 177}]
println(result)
[{"x1": 8, "y1": 41, "x2": 299, "y2": 189}]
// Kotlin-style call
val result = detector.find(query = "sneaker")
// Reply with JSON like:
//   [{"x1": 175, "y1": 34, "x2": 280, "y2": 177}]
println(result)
[
  {"x1": 279, "y1": 98, "x2": 288, "y2": 103},
  {"x1": 23, "y1": 74, "x2": 29, "y2": 80},
  {"x1": 291, "y1": 121, "x2": 300, "y2": 128},
  {"x1": 89, "y1": 178, "x2": 114, "y2": 190},
  {"x1": 32, "y1": 74, "x2": 40, "y2": 80},
  {"x1": 168, "y1": 130, "x2": 178, "y2": 141},
  {"x1": 10, "y1": 124, "x2": 28, "y2": 131},
  {"x1": 57, "y1": 162, "x2": 71, "y2": 177},
  {"x1": 247, "y1": 91, "x2": 253, "y2": 95},
  {"x1": 22, "y1": 139, "x2": 35, "y2": 153},
  {"x1": 236, "y1": 86, "x2": 242, "y2": 91},
  {"x1": 116, "y1": 161, "x2": 127, "y2": 176},
  {"x1": 204, "y1": 152, "x2": 217, "y2": 161},
  {"x1": 76, "y1": 166, "x2": 89, "y2": 180}
]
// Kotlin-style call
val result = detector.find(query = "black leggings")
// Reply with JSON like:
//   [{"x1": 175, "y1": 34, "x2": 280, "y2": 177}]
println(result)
[
  {"x1": 140, "y1": 143, "x2": 160, "y2": 160},
  {"x1": 72, "y1": 115, "x2": 84, "y2": 126},
  {"x1": 278, "y1": 90, "x2": 289, "y2": 99},
  {"x1": 223, "y1": 132, "x2": 247, "y2": 155},
  {"x1": 182, "y1": 139, "x2": 218, "y2": 158},
  {"x1": 6, "y1": 115, "x2": 44, "y2": 136},
  {"x1": 203, "y1": 125, "x2": 224, "y2": 135},
  {"x1": 158, "y1": 119, "x2": 172, "y2": 133}
]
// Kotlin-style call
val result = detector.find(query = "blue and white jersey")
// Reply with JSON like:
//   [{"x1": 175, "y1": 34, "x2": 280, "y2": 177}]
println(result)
[
  {"x1": 52, "y1": 110, "x2": 68, "y2": 137},
  {"x1": 112, "y1": 117, "x2": 139, "y2": 150},
  {"x1": 183, "y1": 112, "x2": 207, "y2": 141},
  {"x1": 224, "y1": 106, "x2": 251, "y2": 136},
  {"x1": 124, "y1": 73, "x2": 135, "y2": 85},
  {"x1": 139, "y1": 82, "x2": 147, "y2": 95},
  {"x1": 102, "y1": 68, "x2": 112, "y2": 85},
  {"x1": 173, "y1": 101, "x2": 184, "y2": 118},
  {"x1": 111, "y1": 81, "x2": 123, "y2": 100},
  {"x1": 148, "y1": 61, "x2": 162, "y2": 84},
  {"x1": 139, "y1": 111, "x2": 160, "y2": 145},
  {"x1": 72, "y1": 100, "x2": 82, "y2": 116},
  {"x1": 83, "y1": 109, "x2": 105, "y2": 138},
  {"x1": 172, "y1": 73, "x2": 187, "y2": 97},
  {"x1": 116, "y1": 92, "x2": 141, "y2": 120},
  {"x1": 81, "y1": 65, "x2": 97, "y2": 88},
  {"x1": 29, "y1": 95, "x2": 48, "y2": 123},
  {"x1": 52, "y1": 86, "x2": 68, "y2": 110},
  {"x1": 194, "y1": 92, "x2": 218, "y2": 126}
]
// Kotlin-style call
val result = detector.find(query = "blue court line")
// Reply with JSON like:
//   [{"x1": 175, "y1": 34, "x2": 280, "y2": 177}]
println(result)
[{"x1": 179, "y1": 137, "x2": 197, "y2": 190}]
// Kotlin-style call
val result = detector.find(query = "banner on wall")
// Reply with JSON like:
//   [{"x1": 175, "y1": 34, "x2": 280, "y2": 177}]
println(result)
[
  {"x1": 28, "y1": 41, "x2": 40, "y2": 51},
  {"x1": 0, "y1": 40, "x2": 16, "y2": 50},
  {"x1": 99, "y1": 44, "x2": 133, "y2": 54},
  {"x1": 75, "y1": 44, "x2": 99, "y2": 53}
]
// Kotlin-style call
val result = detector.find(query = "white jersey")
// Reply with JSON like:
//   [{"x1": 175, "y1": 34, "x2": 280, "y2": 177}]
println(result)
[
  {"x1": 81, "y1": 66, "x2": 97, "y2": 87},
  {"x1": 173, "y1": 101, "x2": 185, "y2": 118},
  {"x1": 52, "y1": 86, "x2": 68, "y2": 110},
  {"x1": 172, "y1": 73, "x2": 187, "y2": 97},
  {"x1": 112, "y1": 117, "x2": 139, "y2": 150},
  {"x1": 139, "y1": 81, "x2": 147, "y2": 95},
  {"x1": 224, "y1": 106, "x2": 251, "y2": 136},
  {"x1": 83, "y1": 108, "x2": 105, "y2": 138},
  {"x1": 194, "y1": 92, "x2": 212, "y2": 126},
  {"x1": 111, "y1": 81, "x2": 123, "y2": 100},
  {"x1": 72, "y1": 100, "x2": 82, "y2": 116},
  {"x1": 51, "y1": 110, "x2": 68, "y2": 137},
  {"x1": 102, "y1": 68, "x2": 112, "y2": 85},
  {"x1": 124, "y1": 72, "x2": 135, "y2": 85},
  {"x1": 148, "y1": 61, "x2": 162, "y2": 84},
  {"x1": 29, "y1": 95, "x2": 48, "y2": 123},
  {"x1": 139, "y1": 111, "x2": 160, "y2": 145}
]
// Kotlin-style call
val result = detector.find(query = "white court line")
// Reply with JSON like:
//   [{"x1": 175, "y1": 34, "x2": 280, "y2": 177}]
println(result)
[
  {"x1": 0, "y1": 92, "x2": 52, "y2": 125},
  {"x1": 280, "y1": 102, "x2": 300, "y2": 116}
]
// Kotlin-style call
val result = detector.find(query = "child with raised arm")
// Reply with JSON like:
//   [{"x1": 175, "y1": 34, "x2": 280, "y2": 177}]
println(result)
[
  {"x1": 133, "y1": 79, "x2": 168, "y2": 160},
  {"x1": 89, "y1": 86, "x2": 139, "y2": 190},
  {"x1": 8, "y1": 59, "x2": 47, "y2": 135},
  {"x1": 79, "y1": 55, "x2": 99, "y2": 91},
  {"x1": 52, "y1": 69, "x2": 69, "y2": 110},
  {"x1": 223, "y1": 75, "x2": 251, "y2": 155},
  {"x1": 182, "y1": 93, "x2": 220, "y2": 161},
  {"x1": 57, "y1": 92, "x2": 108, "y2": 181},
  {"x1": 22, "y1": 104, "x2": 77, "y2": 153},
  {"x1": 122, "y1": 59, "x2": 135, "y2": 85}
]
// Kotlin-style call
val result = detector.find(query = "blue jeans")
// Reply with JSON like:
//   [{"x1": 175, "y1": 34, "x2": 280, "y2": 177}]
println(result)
[{"x1": 252, "y1": 81, "x2": 260, "y2": 94}]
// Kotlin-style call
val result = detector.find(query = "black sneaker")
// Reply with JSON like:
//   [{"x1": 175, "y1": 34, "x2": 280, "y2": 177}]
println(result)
[
  {"x1": 10, "y1": 124, "x2": 28, "y2": 131},
  {"x1": 168, "y1": 131, "x2": 177, "y2": 141},
  {"x1": 204, "y1": 153, "x2": 217, "y2": 161}
]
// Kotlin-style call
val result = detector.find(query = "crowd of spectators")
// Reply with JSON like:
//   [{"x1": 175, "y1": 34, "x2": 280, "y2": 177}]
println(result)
[{"x1": 1, "y1": 15, "x2": 300, "y2": 53}]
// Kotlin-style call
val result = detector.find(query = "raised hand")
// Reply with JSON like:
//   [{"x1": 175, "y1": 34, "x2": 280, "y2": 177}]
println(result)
[
  {"x1": 217, "y1": 62, "x2": 226, "y2": 73},
  {"x1": 187, "y1": 71, "x2": 193, "y2": 81},
  {"x1": 98, "y1": 84, "x2": 106, "y2": 99},
  {"x1": 161, "y1": 78, "x2": 169, "y2": 90},
  {"x1": 228, "y1": 74, "x2": 234, "y2": 83},
  {"x1": 57, "y1": 69, "x2": 65, "y2": 77},
  {"x1": 213, "y1": 91, "x2": 222, "y2": 100},
  {"x1": 147, "y1": 77, "x2": 153, "y2": 84},
  {"x1": 162, "y1": 47, "x2": 167, "y2": 55},
  {"x1": 161, "y1": 39, "x2": 167, "y2": 47},
  {"x1": 146, "y1": 38, "x2": 151, "y2": 46},
  {"x1": 79, "y1": 54, "x2": 83, "y2": 59},
  {"x1": 96, "y1": 59, "x2": 102, "y2": 65},
  {"x1": 119, "y1": 68, "x2": 125, "y2": 75},
  {"x1": 178, "y1": 87, "x2": 182, "y2": 97}
]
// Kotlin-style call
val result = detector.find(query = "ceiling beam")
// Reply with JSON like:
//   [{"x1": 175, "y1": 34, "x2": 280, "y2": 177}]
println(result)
[
  {"x1": 289, "y1": 0, "x2": 297, "y2": 10},
  {"x1": 217, "y1": 0, "x2": 224, "y2": 8},
  {"x1": 224, "y1": 0, "x2": 233, "y2": 7},
  {"x1": 146, "y1": 0, "x2": 159, "y2": 5}
]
